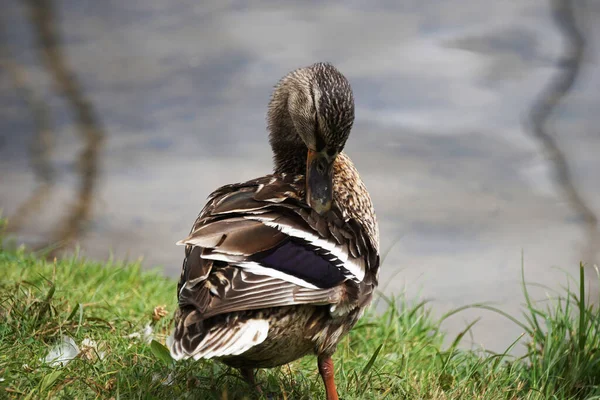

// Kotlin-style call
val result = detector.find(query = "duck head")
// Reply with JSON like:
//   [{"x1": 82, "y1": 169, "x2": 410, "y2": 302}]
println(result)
[{"x1": 267, "y1": 62, "x2": 355, "y2": 215}]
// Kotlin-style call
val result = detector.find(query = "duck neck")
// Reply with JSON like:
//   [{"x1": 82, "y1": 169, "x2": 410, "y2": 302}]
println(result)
[
  {"x1": 267, "y1": 91, "x2": 308, "y2": 175},
  {"x1": 270, "y1": 139, "x2": 307, "y2": 175}
]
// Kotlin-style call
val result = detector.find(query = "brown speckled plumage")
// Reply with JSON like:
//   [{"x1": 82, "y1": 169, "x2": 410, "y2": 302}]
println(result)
[
  {"x1": 268, "y1": 63, "x2": 355, "y2": 175},
  {"x1": 170, "y1": 63, "x2": 379, "y2": 399},
  {"x1": 333, "y1": 153, "x2": 379, "y2": 252}
]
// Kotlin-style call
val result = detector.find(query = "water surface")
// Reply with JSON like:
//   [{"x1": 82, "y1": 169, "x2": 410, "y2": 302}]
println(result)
[{"x1": 1, "y1": 0, "x2": 599, "y2": 352}]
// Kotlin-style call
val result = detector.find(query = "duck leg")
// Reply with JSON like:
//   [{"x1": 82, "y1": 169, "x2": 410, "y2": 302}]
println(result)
[
  {"x1": 240, "y1": 368, "x2": 263, "y2": 394},
  {"x1": 318, "y1": 356, "x2": 339, "y2": 400}
]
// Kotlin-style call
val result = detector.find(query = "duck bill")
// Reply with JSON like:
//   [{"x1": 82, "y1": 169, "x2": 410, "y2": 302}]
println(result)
[{"x1": 306, "y1": 149, "x2": 334, "y2": 215}]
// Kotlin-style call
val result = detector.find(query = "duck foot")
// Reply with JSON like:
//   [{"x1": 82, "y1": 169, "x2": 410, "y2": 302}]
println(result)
[
  {"x1": 240, "y1": 367, "x2": 263, "y2": 395},
  {"x1": 318, "y1": 356, "x2": 339, "y2": 400}
]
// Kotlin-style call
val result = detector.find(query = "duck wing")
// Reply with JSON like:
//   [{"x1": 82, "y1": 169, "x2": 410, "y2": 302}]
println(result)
[{"x1": 172, "y1": 174, "x2": 378, "y2": 358}]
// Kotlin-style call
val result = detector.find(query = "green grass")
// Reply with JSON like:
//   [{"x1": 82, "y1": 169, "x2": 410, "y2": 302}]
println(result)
[{"x1": 0, "y1": 239, "x2": 599, "y2": 399}]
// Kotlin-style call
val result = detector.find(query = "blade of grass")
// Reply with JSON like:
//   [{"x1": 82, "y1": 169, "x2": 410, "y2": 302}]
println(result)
[{"x1": 361, "y1": 343, "x2": 383, "y2": 377}]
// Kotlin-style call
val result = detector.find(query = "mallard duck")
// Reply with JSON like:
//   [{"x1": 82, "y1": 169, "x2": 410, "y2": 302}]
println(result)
[{"x1": 169, "y1": 62, "x2": 380, "y2": 400}]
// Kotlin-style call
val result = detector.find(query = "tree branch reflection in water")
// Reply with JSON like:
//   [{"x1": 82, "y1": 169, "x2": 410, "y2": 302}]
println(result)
[
  {"x1": 5, "y1": 0, "x2": 105, "y2": 257},
  {"x1": 527, "y1": 0, "x2": 598, "y2": 264},
  {"x1": 0, "y1": 40, "x2": 55, "y2": 234},
  {"x1": 2, "y1": 0, "x2": 597, "y2": 267}
]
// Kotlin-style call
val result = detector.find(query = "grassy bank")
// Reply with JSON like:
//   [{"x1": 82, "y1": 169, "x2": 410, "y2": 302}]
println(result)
[{"x1": 0, "y1": 242, "x2": 599, "y2": 399}]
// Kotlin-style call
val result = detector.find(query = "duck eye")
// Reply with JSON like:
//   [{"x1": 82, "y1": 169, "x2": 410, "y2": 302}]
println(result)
[{"x1": 326, "y1": 148, "x2": 337, "y2": 158}]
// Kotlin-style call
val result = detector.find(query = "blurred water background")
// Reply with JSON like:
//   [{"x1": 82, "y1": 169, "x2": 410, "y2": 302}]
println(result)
[{"x1": 1, "y1": 0, "x2": 599, "y2": 352}]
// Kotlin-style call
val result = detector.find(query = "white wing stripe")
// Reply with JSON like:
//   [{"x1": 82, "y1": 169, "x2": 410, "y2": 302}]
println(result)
[
  {"x1": 244, "y1": 216, "x2": 366, "y2": 282},
  {"x1": 199, "y1": 254, "x2": 321, "y2": 289},
  {"x1": 236, "y1": 261, "x2": 319, "y2": 289},
  {"x1": 189, "y1": 319, "x2": 269, "y2": 360}
]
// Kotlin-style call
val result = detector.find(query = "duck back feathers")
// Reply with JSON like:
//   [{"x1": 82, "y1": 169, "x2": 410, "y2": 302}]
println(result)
[{"x1": 171, "y1": 158, "x2": 378, "y2": 362}]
